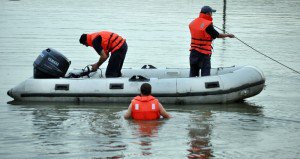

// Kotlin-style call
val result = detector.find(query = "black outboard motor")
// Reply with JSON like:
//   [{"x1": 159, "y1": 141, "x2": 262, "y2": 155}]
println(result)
[{"x1": 33, "y1": 48, "x2": 71, "y2": 78}]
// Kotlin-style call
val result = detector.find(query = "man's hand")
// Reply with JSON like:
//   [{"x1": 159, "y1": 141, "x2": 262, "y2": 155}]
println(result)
[
  {"x1": 91, "y1": 62, "x2": 100, "y2": 72},
  {"x1": 227, "y1": 34, "x2": 235, "y2": 38}
]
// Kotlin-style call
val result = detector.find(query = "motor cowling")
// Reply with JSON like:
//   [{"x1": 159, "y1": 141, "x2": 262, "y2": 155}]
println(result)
[{"x1": 33, "y1": 48, "x2": 71, "y2": 78}]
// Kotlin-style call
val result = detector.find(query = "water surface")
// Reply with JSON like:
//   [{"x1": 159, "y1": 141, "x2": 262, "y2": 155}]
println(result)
[{"x1": 1, "y1": 0, "x2": 300, "y2": 158}]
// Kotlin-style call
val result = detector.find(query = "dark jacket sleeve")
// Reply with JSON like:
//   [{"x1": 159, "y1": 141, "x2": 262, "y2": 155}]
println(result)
[
  {"x1": 206, "y1": 24, "x2": 219, "y2": 39},
  {"x1": 92, "y1": 36, "x2": 103, "y2": 55}
]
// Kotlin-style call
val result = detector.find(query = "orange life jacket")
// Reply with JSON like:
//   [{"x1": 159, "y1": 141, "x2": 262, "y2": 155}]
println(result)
[
  {"x1": 131, "y1": 95, "x2": 160, "y2": 120},
  {"x1": 189, "y1": 13, "x2": 213, "y2": 54},
  {"x1": 86, "y1": 31, "x2": 125, "y2": 55}
]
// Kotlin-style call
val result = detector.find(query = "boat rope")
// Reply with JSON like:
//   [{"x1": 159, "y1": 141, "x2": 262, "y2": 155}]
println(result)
[{"x1": 214, "y1": 25, "x2": 300, "y2": 75}]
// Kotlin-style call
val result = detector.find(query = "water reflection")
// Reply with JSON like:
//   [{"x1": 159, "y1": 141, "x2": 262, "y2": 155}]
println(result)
[
  {"x1": 30, "y1": 104, "x2": 71, "y2": 155},
  {"x1": 132, "y1": 120, "x2": 163, "y2": 137},
  {"x1": 185, "y1": 102, "x2": 263, "y2": 158},
  {"x1": 88, "y1": 105, "x2": 127, "y2": 158},
  {"x1": 128, "y1": 119, "x2": 165, "y2": 156},
  {"x1": 187, "y1": 111, "x2": 212, "y2": 159},
  {"x1": 7, "y1": 101, "x2": 263, "y2": 158},
  {"x1": 12, "y1": 103, "x2": 128, "y2": 158},
  {"x1": 32, "y1": 105, "x2": 69, "y2": 132}
]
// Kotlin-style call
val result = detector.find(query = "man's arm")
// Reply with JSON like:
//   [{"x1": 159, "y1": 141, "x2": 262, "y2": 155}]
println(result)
[
  {"x1": 206, "y1": 24, "x2": 235, "y2": 39},
  {"x1": 91, "y1": 53, "x2": 108, "y2": 71},
  {"x1": 158, "y1": 103, "x2": 171, "y2": 118},
  {"x1": 91, "y1": 36, "x2": 109, "y2": 71},
  {"x1": 217, "y1": 33, "x2": 235, "y2": 38},
  {"x1": 124, "y1": 103, "x2": 132, "y2": 119}
]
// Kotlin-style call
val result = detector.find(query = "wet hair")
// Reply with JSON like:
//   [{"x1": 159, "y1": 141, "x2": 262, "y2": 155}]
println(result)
[
  {"x1": 140, "y1": 83, "x2": 151, "y2": 96},
  {"x1": 79, "y1": 34, "x2": 87, "y2": 45}
]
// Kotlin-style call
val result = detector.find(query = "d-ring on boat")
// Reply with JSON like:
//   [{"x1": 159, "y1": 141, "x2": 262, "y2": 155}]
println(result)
[{"x1": 7, "y1": 48, "x2": 265, "y2": 104}]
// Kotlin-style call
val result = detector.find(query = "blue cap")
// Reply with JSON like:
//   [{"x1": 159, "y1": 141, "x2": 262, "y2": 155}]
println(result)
[{"x1": 200, "y1": 6, "x2": 216, "y2": 13}]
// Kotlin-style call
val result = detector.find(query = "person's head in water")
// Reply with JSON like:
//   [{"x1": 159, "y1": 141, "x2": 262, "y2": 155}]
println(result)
[
  {"x1": 79, "y1": 34, "x2": 88, "y2": 47},
  {"x1": 140, "y1": 83, "x2": 151, "y2": 96}
]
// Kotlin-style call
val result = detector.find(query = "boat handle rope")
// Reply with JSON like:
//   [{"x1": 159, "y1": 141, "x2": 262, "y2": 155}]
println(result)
[
  {"x1": 98, "y1": 68, "x2": 103, "y2": 78},
  {"x1": 214, "y1": 25, "x2": 300, "y2": 75}
]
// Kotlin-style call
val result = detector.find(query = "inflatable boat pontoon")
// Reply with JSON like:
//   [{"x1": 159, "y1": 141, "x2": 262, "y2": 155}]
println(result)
[{"x1": 7, "y1": 48, "x2": 265, "y2": 104}]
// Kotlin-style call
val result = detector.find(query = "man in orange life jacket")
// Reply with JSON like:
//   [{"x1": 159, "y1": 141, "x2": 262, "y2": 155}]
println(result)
[
  {"x1": 124, "y1": 83, "x2": 171, "y2": 120},
  {"x1": 189, "y1": 6, "x2": 235, "y2": 77},
  {"x1": 79, "y1": 31, "x2": 127, "y2": 77}
]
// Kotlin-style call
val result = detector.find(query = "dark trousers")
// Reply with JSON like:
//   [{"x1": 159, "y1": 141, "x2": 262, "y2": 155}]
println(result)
[
  {"x1": 106, "y1": 42, "x2": 128, "y2": 78},
  {"x1": 189, "y1": 50, "x2": 211, "y2": 77}
]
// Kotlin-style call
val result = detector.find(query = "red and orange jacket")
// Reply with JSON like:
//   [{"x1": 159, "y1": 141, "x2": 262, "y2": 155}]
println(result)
[
  {"x1": 131, "y1": 95, "x2": 161, "y2": 120},
  {"x1": 86, "y1": 31, "x2": 125, "y2": 55},
  {"x1": 189, "y1": 13, "x2": 214, "y2": 54}
]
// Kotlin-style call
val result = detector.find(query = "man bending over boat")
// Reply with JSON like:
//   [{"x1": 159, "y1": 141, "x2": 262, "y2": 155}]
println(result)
[
  {"x1": 189, "y1": 6, "x2": 235, "y2": 77},
  {"x1": 124, "y1": 83, "x2": 171, "y2": 120},
  {"x1": 79, "y1": 31, "x2": 127, "y2": 77}
]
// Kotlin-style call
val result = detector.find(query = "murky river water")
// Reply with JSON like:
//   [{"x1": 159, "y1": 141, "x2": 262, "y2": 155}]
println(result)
[{"x1": 1, "y1": 0, "x2": 300, "y2": 158}]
